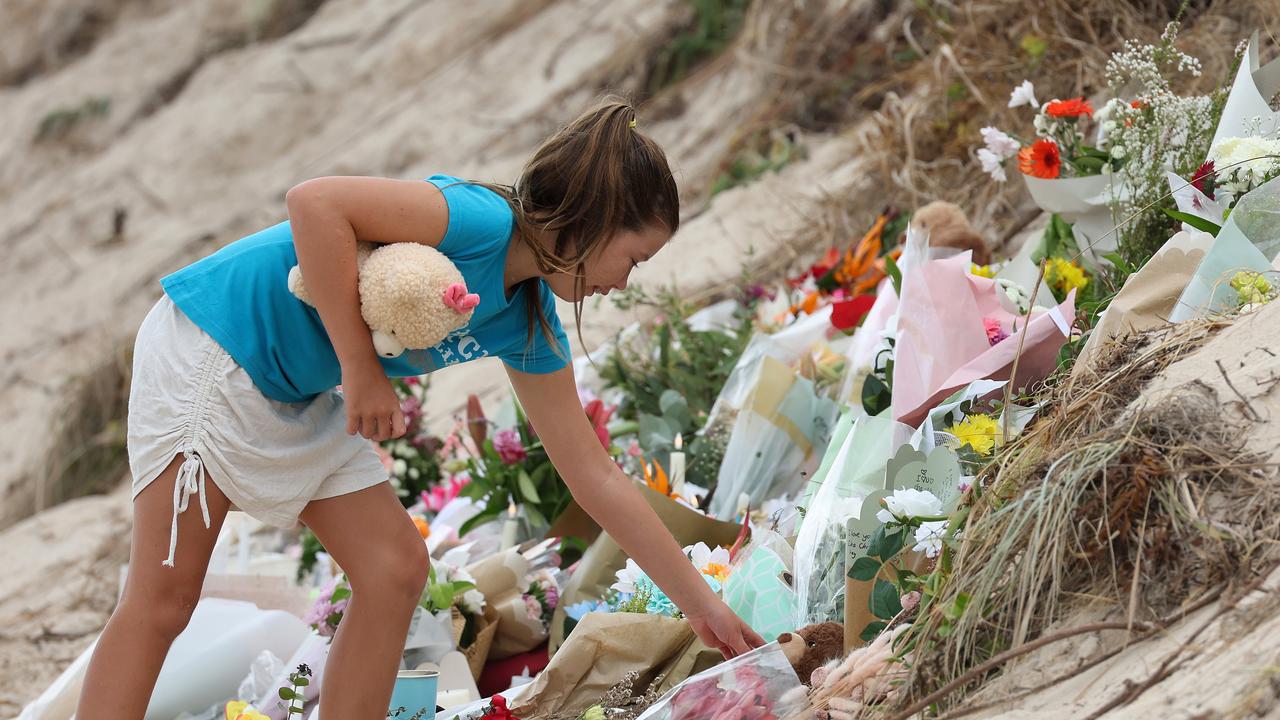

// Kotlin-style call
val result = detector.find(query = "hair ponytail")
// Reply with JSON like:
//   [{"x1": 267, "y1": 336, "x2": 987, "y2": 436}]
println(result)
[{"x1": 461, "y1": 94, "x2": 680, "y2": 361}]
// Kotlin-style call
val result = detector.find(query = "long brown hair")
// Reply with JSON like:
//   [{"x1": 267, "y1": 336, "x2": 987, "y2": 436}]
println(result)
[{"x1": 450, "y1": 94, "x2": 681, "y2": 361}]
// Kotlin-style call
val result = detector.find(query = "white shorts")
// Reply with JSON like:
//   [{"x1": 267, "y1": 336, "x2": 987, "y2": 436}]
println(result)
[{"x1": 127, "y1": 293, "x2": 388, "y2": 567}]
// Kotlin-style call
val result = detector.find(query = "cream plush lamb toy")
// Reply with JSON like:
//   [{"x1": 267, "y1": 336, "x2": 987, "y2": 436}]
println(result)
[{"x1": 287, "y1": 241, "x2": 480, "y2": 358}]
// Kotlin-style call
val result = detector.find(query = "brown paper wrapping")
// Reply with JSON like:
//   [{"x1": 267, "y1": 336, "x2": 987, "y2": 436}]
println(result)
[
  {"x1": 509, "y1": 612, "x2": 700, "y2": 720},
  {"x1": 466, "y1": 548, "x2": 550, "y2": 660},
  {"x1": 843, "y1": 551, "x2": 929, "y2": 653},
  {"x1": 548, "y1": 481, "x2": 742, "y2": 655},
  {"x1": 1074, "y1": 230, "x2": 1213, "y2": 375},
  {"x1": 456, "y1": 604, "x2": 500, "y2": 681}
]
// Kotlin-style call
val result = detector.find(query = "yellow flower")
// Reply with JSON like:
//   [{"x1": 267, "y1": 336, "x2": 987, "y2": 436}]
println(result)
[
  {"x1": 579, "y1": 706, "x2": 606, "y2": 720},
  {"x1": 1230, "y1": 271, "x2": 1275, "y2": 307},
  {"x1": 946, "y1": 413, "x2": 1002, "y2": 455},
  {"x1": 1044, "y1": 257, "x2": 1088, "y2": 296},
  {"x1": 225, "y1": 702, "x2": 270, "y2": 720},
  {"x1": 970, "y1": 263, "x2": 997, "y2": 278},
  {"x1": 701, "y1": 562, "x2": 731, "y2": 584}
]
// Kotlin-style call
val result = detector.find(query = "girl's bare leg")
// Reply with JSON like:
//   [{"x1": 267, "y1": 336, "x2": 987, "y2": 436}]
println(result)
[
  {"x1": 76, "y1": 453, "x2": 232, "y2": 717},
  {"x1": 298, "y1": 481, "x2": 429, "y2": 719}
]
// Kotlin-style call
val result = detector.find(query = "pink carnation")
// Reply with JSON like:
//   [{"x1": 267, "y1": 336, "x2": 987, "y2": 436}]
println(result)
[
  {"x1": 493, "y1": 428, "x2": 527, "y2": 464},
  {"x1": 983, "y1": 317, "x2": 1009, "y2": 346}
]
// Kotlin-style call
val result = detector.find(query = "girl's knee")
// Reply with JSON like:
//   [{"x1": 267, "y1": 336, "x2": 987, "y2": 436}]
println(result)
[
  {"x1": 118, "y1": 589, "x2": 202, "y2": 639},
  {"x1": 350, "y1": 539, "x2": 430, "y2": 603}
]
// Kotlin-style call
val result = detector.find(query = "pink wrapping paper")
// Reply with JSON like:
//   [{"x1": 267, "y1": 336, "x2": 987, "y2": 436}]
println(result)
[{"x1": 892, "y1": 253, "x2": 1075, "y2": 427}]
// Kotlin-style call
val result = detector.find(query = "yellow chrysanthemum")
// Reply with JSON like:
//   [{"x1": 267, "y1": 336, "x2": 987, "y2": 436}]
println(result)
[
  {"x1": 970, "y1": 263, "x2": 997, "y2": 279},
  {"x1": 946, "y1": 413, "x2": 1002, "y2": 455},
  {"x1": 1045, "y1": 257, "x2": 1088, "y2": 295},
  {"x1": 1230, "y1": 271, "x2": 1275, "y2": 307}
]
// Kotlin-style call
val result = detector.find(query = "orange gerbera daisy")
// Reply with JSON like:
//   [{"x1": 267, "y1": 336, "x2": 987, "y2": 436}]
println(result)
[
  {"x1": 1018, "y1": 139, "x2": 1061, "y2": 179},
  {"x1": 1044, "y1": 97, "x2": 1093, "y2": 118}
]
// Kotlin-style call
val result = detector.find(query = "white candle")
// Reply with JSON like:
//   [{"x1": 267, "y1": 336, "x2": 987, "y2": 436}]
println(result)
[
  {"x1": 499, "y1": 501, "x2": 519, "y2": 551},
  {"x1": 669, "y1": 434, "x2": 686, "y2": 497}
]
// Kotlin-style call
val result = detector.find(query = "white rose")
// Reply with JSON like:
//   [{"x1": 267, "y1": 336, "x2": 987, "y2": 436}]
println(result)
[{"x1": 876, "y1": 488, "x2": 944, "y2": 525}]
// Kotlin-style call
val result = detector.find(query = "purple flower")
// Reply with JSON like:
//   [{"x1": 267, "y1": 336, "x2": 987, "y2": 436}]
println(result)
[
  {"x1": 304, "y1": 577, "x2": 350, "y2": 638},
  {"x1": 493, "y1": 428, "x2": 527, "y2": 464},
  {"x1": 543, "y1": 584, "x2": 560, "y2": 611}
]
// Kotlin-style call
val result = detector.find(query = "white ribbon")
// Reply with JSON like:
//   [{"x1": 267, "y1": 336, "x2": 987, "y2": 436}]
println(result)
[{"x1": 162, "y1": 450, "x2": 211, "y2": 567}]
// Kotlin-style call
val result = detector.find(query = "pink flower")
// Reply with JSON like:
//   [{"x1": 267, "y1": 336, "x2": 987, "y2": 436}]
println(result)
[
  {"x1": 627, "y1": 440, "x2": 643, "y2": 458},
  {"x1": 420, "y1": 474, "x2": 470, "y2": 513},
  {"x1": 983, "y1": 317, "x2": 1009, "y2": 346},
  {"x1": 523, "y1": 594, "x2": 543, "y2": 621},
  {"x1": 583, "y1": 399, "x2": 616, "y2": 449},
  {"x1": 493, "y1": 428, "x2": 527, "y2": 464}
]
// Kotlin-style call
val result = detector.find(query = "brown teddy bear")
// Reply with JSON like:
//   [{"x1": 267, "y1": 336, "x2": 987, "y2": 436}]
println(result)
[
  {"x1": 910, "y1": 201, "x2": 991, "y2": 266},
  {"x1": 777, "y1": 622, "x2": 845, "y2": 686}
]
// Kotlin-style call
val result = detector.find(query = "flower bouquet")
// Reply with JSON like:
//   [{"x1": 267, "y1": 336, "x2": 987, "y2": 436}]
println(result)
[
  {"x1": 448, "y1": 394, "x2": 593, "y2": 538},
  {"x1": 635, "y1": 643, "x2": 807, "y2": 720},
  {"x1": 466, "y1": 544, "x2": 564, "y2": 660},
  {"x1": 1169, "y1": 175, "x2": 1280, "y2": 322},
  {"x1": 978, "y1": 81, "x2": 1121, "y2": 261}
]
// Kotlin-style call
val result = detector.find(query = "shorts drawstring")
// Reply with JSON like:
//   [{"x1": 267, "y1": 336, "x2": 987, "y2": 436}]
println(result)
[{"x1": 163, "y1": 449, "x2": 211, "y2": 567}]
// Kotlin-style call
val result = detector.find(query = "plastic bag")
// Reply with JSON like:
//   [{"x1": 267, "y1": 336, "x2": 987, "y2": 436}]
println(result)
[
  {"x1": 237, "y1": 649, "x2": 285, "y2": 707},
  {"x1": 704, "y1": 307, "x2": 842, "y2": 520},
  {"x1": 793, "y1": 411, "x2": 915, "y2": 627},
  {"x1": 636, "y1": 642, "x2": 809, "y2": 720},
  {"x1": 1169, "y1": 175, "x2": 1280, "y2": 322},
  {"x1": 722, "y1": 529, "x2": 797, "y2": 643}
]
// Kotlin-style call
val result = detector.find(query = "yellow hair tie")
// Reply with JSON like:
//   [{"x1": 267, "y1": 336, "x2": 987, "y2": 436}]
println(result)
[{"x1": 629, "y1": 118, "x2": 638, "y2": 129}]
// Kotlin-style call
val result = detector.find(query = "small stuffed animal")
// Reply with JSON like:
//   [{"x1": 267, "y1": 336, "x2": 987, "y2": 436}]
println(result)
[
  {"x1": 288, "y1": 241, "x2": 480, "y2": 358},
  {"x1": 910, "y1": 200, "x2": 991, "y2": 266},
  {"x1": 777, "y1": 622, "x2": 845, "y2": 686}
]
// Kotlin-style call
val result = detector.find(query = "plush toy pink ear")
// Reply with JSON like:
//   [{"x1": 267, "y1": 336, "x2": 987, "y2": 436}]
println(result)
[{"x1": 443, "y1": 283, "x2": 481, "y2": 313}]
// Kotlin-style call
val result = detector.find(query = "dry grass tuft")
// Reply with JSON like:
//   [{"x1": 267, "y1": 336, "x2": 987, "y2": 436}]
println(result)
[{"x1": 892, "y1": 316, "x2": 1280, "y2": 713}]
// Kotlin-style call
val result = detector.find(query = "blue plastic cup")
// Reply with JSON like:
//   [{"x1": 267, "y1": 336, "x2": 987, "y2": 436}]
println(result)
[{"x1": 388, "y1": 669, "x2": 439, "y2": 720}]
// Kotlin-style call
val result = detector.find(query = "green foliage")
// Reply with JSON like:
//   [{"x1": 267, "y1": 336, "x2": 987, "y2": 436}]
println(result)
[
  {"x1": 457, "y1": 400, "x2": 574, "y2": 537},
  {"x1": 646, "y1": 0, "x2": 753, "y2": 94},
  {"x1": 861, "y1": 341, "x2": 895, "y2": 416},
  {"x1": 1162, "y1": 208, "x2": 1221, "y2": 236},
  {"x1": 295, "y1": 527, "x2": 326, "y2": 583},
  {"x1": 421, "y1": 565, "x2": 476, "y2": 614},
  {"x1": 277, "y1": 663, "x2": 312, "y2": 718},
  {"x1": 615, "y1": 582, "x2": 655, "y2": 614},
  {"x1": 711, "y1": 130, "x2": 802, "y2": 196},
  {"x1": 35, "y1": 97, "x2": 110, "y2": 143},
  {"x1": 602, "y1": 287, "x2": 753, "y2": 486}
]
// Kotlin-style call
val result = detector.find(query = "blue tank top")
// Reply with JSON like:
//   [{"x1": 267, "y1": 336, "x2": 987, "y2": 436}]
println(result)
[{"x1": 159, "y1": 174, "x2": 570, "y2": 404}]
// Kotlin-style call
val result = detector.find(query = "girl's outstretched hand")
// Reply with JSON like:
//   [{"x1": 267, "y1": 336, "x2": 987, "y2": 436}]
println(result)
[
  {"x1": 685, "y1": 597, "x2": 766, "y2": 659},
  {"x1": 340, "y1": 362, "x2": 406, "y2": 441}
]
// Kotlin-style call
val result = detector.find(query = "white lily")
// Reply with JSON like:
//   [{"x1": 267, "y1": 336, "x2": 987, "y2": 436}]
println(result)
[
  {"x1": 612, "y1": 558, "x2": 646, "y2": 595},
  {"x1": 684, "y1": 542, "x2": 732, "y2": 578}
]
